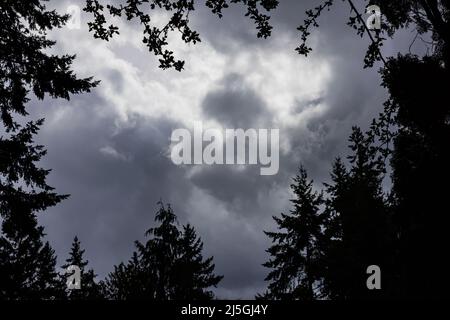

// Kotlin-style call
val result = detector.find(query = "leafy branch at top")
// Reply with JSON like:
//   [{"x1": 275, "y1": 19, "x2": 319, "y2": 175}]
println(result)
[
  {"x1": 84, "y1": 0, "x2": 279, "y2": 71},
  {"x1": 297, "y1": 0, "x2": 450, "y2": 68},
  {"x1": 296, "y1": 0, "x2": 335, "y2": 57}
]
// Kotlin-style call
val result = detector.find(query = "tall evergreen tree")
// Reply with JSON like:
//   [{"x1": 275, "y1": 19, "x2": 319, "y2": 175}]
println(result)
[
  {"x1": 322, "y1": 127, "x2": 394, "y2": 299},
  {"x1": 103, "y1": 202, "x2": 223, "y2": 300},
  {"x1": 61, "y1": 236, "x2": 102, "y2": 300},
  {"x1": 137, "y1": 202, "x2": 181, "y2": 300},
  {"x1": 262, "y1": 167, "x2": 324, "y2": 300},
  {"x1": 171, "y1": 224, "x2": 223, "y2": 300},
  {"x1": 0, "y1": 121, "x2": 65, "y2": 299},
  {"x1": 320, "y1": 158, "x2": 349, "y2": 300},
  {"x1": 0, "y1": 1, "x2": 97, "y2": 299}
]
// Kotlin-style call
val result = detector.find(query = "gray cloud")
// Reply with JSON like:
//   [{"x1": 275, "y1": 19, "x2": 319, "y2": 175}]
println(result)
[
  {"x1": 202, "y1": 73, "x2": 271, "y2": 128},
  {"x1": 30, "y1": 93, "x2": 194, "y2": 278}
]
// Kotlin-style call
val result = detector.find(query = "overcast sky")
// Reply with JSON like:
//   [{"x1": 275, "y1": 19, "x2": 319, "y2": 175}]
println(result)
[{"x1": 29, "y1": 0, "x2": 424, "y2": 298}]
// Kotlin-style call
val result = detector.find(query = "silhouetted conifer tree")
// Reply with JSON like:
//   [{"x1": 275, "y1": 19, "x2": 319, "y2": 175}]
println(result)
[
  {"x1": 0, "y1": 1, "x2": 97, "y2": 299},
  {"x1": 172, "y1": 224, "x2": 223, "y2": 300},
  {"x1": 102, "y1": 252, "x2": 151, "y2": 300},
  {"x1": 104, "y1": 202, "x2": 223, "y2": 300},
  {"x1": 261, "y1": 167, "x2": 324, "y2": 300},
  {"x1": 137, "y1": 202, "x2": 181, "y2": 300},
  {"x1": 0, "y1": 121, "x2": 65, "y2": 299},
  {"x1": 322, "y1": 128, "x2": 394, "y2": 299},
  {"x1": 61, "y1": 236, "x2": 102, "y2": 300}
]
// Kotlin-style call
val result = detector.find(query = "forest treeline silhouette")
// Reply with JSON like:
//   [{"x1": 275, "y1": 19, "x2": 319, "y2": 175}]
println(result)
[{"x1": 1, "y1": 0, "x2": 449, "y2": 300}]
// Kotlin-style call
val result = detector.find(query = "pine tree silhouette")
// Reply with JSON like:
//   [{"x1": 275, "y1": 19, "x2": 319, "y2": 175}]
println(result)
[
  {"x1": 261, "y1": 167, "x2": 325, "y2": 300},
  {"x1": 320, "y1": 158, "x2": 349, "y2": 300},
  {"x1": 0, "y1": 121, "x2": 65, "y2": 299},
  {"x1": 171, "y1": 224, "x2": 223, "y2": 300},
  {"x1": 61, "y1": 236, "x2": 102, "y2": 300},
  {"x1": 103, "y1": 202, "x2": 223, "y2": 300},
  {"x1": 0, "y1": 1, "x2": 97, "y2": 300},
  {"x1": 137, "y1": 202, "x2": 180, "y2": 300},
  {"x1": 102, "y1": 252, "x2": 151, "y2": 300},
  {"x1": 321, "y1": 127, "x2": 395, "y2": 299}
]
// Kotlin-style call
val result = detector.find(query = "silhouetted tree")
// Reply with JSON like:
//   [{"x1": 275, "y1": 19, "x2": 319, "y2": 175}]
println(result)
[
  {"x1": 0, "y1": 1, "x2": 98, "y2": 131},
  {"x1": 0, "y1": 0, "x2": 97, "y2": 299},
  {"x1": 262, "y1": 167, "x2": 325, "y2": 300},
  {"x1": 294, "y1": 0, "x2": 450, "y2": 299},
  {"x1": 136, "y1": 202, "x2": 181, "y2": 300},
  {"x1": 297, "y1": 1, "x2": 450, "y2": 67},
  {"x1": 171, "y1": 224, "x2": 223, "y2": 300},
  {"x1": 382, "y1": 54, "x2": 450, "y2": 298},
  {"x1": 0, "y1": 121, "x2": 65, "y2": 299},
  {"x1": 103, "y1": 202, "x2": 223, "y2": 300},
  {"x1": 61, "y1": 236, "x2": 102, "y2": 300},
  {"x1": 320, "y1": 158, "x2": 349, "y2": 300},
  {"x1": 102, "y1": 252, "x2": 151, "y2": 300},
  {"x1": 322, "y1": 127, "x2": 395, "y2": 299}
]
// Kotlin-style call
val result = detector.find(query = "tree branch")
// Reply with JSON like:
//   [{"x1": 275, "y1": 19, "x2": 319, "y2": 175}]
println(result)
[{"x1": 346, "y1": 0, "x2": 386, "y2": 65}]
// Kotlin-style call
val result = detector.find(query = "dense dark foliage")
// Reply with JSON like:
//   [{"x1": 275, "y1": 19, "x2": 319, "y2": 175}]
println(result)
[
  {"x1": 262, "y1": 0, "x2": 450, "y2": 300},
  {"x1": 102, "y1": 202, "x2": 223, "y2": 300},
  {"x1": 0, "y1": 0, "x2": 97, "y2": 299}
]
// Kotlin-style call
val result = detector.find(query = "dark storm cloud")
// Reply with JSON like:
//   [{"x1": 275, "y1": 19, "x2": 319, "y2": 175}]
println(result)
[
  {"x1": 189, "y1": 165, "x2": 283, "y2": 217},
  {"x1": 195, "y1": 0, "x2": 390, "y2": 185},
  {"x1": 192, "y1": 0, "x2": 390, "y2": 194},
  {"x1": 29, "y1": 89, "x2": 277, "y2": 298},
  {"x1": 29, "y1": 92, "x2": 196, "y2": 278},
  {"x1": 202, "y1": 73, "x2": 271, "y2": 128},
  {"x1": 193, "y1": 71, "x2": 288, "y2": 220}
]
